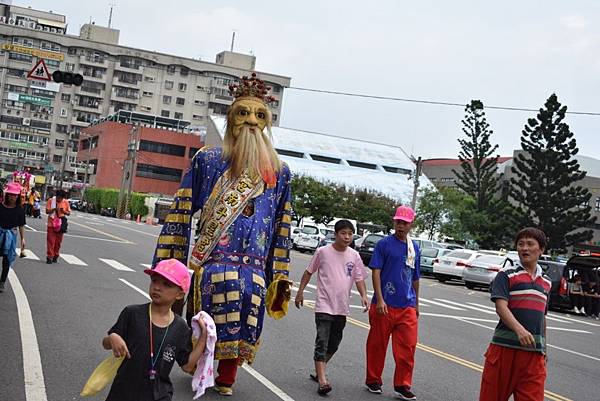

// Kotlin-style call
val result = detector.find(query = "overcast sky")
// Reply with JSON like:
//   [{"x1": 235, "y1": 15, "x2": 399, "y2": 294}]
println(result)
[{"x1": 28, "y1": 0, "x2": 600, "y2": 160}]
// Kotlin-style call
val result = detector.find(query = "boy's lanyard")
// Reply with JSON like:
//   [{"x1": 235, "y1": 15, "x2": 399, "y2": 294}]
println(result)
[{"x1": 148, "y1": 304, "x2": 172, "y2": 381}]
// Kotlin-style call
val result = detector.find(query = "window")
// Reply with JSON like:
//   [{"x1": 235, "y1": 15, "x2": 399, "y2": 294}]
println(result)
[
  {"x1": 192, "y1": 115, "x2": 203, "y2": 120},
  {"x1": 60, "y1": 108, "x2": 68, "y2": 117},
  {"x1": 272, "y1": 114, "x2": 278, "y2": 122},
  {"x1": 53, "y1": 155, "x2": 63, "y2": 163},
  {"x1": 23, "y1": 39, "x2": 34, "y2": 48},
  {"x1": 347, "y1": 160, "x2": 377, "y2": 170},
  {"x1": 143, "y1": 91, "x2": 153, "y2": 97},
  {"x1": 139, "y1": 140, "x2": 185, "y2": 157},
  {"x1": 167, "y1": 65, "x2": 176, "y2": 75},
  {"x1": 197, "y1": 85, "x2": 208, "y2": 92},
  {"x1": 162, "y1": 95, "x2": 171, "y2": 104},
  {"x1": 56, "y1": 124, "x2": 68, "y2": 133},
  {"x1": 383, "y1": 166, "x2": 412, "y2": 174},
  {"x1": 9, "y1": 52, "x2": 33, "y2": 63},
  {"x1": 189, "y1": 147, "x2": 200, "y2": 158},
  {"x1": 596, "y1": 197, "x2": 600, "y2": 212},
  {"x1": 144, "y1": 76, "x2": 156, "y2": 82},
  {"x1": 174, "y1": 112, "x2": 183, "y2": 119},
  {"x1": 194, "y1": 100, "x2": 206, "y2": 106},
  {"x1": 65, "y1": 62, "x2": 75, "y2": 72},
  {"x1": 180, "y1": 67, "x2": 189, "y2": 77},
  {"x1": 310, "y1": 154, "x2": 341, "y2": 164},
  {"x1": 176, "y1": 97, "x2": 185, "y2": 106},
  {"x1": 178, "y1": 83, "x2": 187, "y2": 91},
  {"x1": 161, "y1": 110, "x2": 170, "y2": 117},
  {"x1": 136, "y1": 163, "x2": 183, "y2": 182},
  {"x1": 165, "y1": 80, "x2": 174, "y2": 89},
  {"x1": 275, "y1": 148, "x2": 304, "y2": 158},
  {"x1": 55, "y1": 139, "x2": 65, "y2": 148}
]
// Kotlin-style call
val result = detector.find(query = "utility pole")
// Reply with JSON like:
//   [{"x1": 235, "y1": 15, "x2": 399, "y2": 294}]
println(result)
[
  {"x1": 117, "y1": 123, "x2": 139, "y2": 219},
  {"x1": 410, "y1": 156, "x2": 422, "y2": 210}
]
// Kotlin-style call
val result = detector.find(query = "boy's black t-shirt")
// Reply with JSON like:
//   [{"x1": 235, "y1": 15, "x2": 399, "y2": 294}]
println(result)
[
  {"x1": 0, "y1": 204, "x2": 26, "y2": 229},
  {"x1": 106, "y1": 303, "x2": 192, "y2": 401}
]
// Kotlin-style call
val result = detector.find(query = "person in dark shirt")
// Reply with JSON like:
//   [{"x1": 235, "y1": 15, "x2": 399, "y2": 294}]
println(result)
[
  {"x1": 0, "y1": 182, "x2": 26, "y2": 293},
  {"x1": 583, "y1": 281, "x2": 600, "y2": 319},
  {"x1": 479, "y1": 227, "x2": 551, "y2": 401},
  {"x1": 102, "y1": 259, "x2": 207, "y2": 401}
]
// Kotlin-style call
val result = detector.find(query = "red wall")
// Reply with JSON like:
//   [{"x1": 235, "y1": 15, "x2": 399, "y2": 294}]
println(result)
[{"x1": 79, "y1": 122, "x2": 203, "y2": 195}]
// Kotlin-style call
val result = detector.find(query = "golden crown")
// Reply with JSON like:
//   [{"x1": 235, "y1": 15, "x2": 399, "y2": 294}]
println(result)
[{"x1": 229, "y1": 73, "x2": 276, "y2": 105}]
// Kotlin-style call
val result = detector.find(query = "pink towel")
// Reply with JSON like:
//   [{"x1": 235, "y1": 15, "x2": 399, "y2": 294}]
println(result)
[{"x1": 191, "y1": 311, "x2": 217, "y2": 398}]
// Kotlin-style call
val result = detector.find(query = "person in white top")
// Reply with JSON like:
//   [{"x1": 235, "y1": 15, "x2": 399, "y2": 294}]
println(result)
[{"x1": 295, "y1": 219, "x2": 369, "y2": 396}]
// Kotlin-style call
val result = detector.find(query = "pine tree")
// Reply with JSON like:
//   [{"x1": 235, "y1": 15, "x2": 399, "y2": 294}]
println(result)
[
  {"x1": 452, "y1": 100, "x2": 502, "y2": 210},
  {"x1": 510, "y1": 94, "x2": 596, "y2": 251}
]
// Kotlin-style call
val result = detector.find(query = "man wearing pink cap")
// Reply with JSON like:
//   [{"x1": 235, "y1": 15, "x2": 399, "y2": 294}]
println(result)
[{"x1": 365, "y1": 205, "x2": 421, "y2": 400}]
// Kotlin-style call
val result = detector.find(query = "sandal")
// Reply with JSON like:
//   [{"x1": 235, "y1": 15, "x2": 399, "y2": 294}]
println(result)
[
  {"x1": 318, "y1": 383, "x2": 332, "y2": 396},
  {"x1": 309, "y1": 373, "x2": 318, "y2": 382}
]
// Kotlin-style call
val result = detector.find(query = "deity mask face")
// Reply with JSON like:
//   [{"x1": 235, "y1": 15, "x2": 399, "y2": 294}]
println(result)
[{"x1": 230, "y1": 98, "x2": 269, "y2": 137}]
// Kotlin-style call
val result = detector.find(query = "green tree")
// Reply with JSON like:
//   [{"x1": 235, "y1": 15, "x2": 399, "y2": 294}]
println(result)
[
  {"x1": 290, "y1": 175, "x2": 341, "y2": 225},
  {"x1": 414, "y1": 187, "x2": 445, "y2": 239},
  {"x1": 510, "y1": 93, "x2": 596, "y2": 251}
]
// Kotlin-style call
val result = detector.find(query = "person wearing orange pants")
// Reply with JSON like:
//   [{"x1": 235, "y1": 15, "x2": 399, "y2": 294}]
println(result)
[
  {"x1": 45, "y1": 189, "x2": 70, "y2": 264},
  {"x1": 479, "y1": 228, "x2": 551, "y2": 401},
  {"x1": 365, "y1": 206, "x2": 420, "y2": 401}
]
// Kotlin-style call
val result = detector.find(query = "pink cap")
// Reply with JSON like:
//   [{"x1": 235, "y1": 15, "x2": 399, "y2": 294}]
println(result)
[
  {"x1": 144, "y1": 259, "x2": 190, "y2": 293},
  {"x1": 393, "y1": 205, "x2": 415, "y2": 223},
  {"x1": 4, "y1": 182, "x2": 22, "y2": 195}
]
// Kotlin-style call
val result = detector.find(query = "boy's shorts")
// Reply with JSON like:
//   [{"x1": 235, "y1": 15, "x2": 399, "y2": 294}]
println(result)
[{"x1": 314, "y1": 313, "x2": 347, "y2": 362}]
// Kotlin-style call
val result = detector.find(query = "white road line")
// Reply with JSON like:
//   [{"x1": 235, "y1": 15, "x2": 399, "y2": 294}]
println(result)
[
  {"x1": 546, "y1": 327, "x2": 591, "y2": 334},
  {"x1": 8, "y1": 270, "x2": 48, "y2": 401},
  {"x1": 119, "y1": 278, "x2": 296, "y2": 400},
  {"x1": 547, "y1": 344, "x2": 600, "y2": 362},
  {"x1": 434, "y1": 298, "x2": 496, "y2": 315},
  {"x1": 420, "y1": 297, "x2": 465, "y2": 310},
  {"x1": 100, "y1": 258, "x2": 135, "y2": 272},
  {"x1": 140, "y1": 263, "x2": 152, "y2": 269},
  {"x1": 467, "y1": 302, "x2": 572, "y2": 324},
  {"x1": 16, "y1": 248, "x2": 40, "y2": 261},
  {"x1": 119, "y1": 278, "x2": 150, "y2": 300},
  {"x1": 241, "y1": 365, "x2": 295, "y2": 401},
  {"x1": 25, "y1": 224, "x2": 37, "y2": 232},
  {"x1": 455, "y1": 317, "x2": 496, "y2": 330},
  {"x1": 60, "y1": 254, "x2": 87, "y2": 266},
  {"x1": 547, "y1": 313, "x2": 600, "y2": 327}
]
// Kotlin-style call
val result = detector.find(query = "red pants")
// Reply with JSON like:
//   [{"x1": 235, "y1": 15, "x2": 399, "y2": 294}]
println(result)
[
  {"x1": 366, "y1": 304, "x2": 418, "y2": 387},
  {"x1": 46, "y1": 227, "x2": 64, "y2": 258},
  {"x1": 216, "y1": 358, "x2": 239, "y2": 387},
  {"x1": 480, "y1": 344, "x2": 546, "y2": 401}
]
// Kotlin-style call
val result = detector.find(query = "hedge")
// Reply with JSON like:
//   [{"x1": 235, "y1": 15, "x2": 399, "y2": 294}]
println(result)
[{"x1": 84, "y1": 188, "x2": 149, "y2": 217}]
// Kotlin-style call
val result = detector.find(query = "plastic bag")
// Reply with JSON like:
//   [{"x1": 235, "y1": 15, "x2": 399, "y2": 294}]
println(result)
[{"x1": 80, "y1": 355, "x2": 124, "y2": 397}]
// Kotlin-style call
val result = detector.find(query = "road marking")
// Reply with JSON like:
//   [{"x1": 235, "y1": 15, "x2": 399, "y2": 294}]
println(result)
[
  {"x1": 241, "y1": 365, "x2": 295, "y2": 401},
  {"x1": 69, "y1": 220, "x2": 133, "y2": 244},
  {"x1": 119, "y1": 278, "x2": 296, "y2": 401},
  {"x1": 467, "y1": 302, "x2": 571, "y2": 324},
  {"x1": 100, "y1": 258, "x2": 135, "y2": 272},
  {"x1": 97, "y1": 220, "x2": 160, "y2": 238},
  {"x1": 25, "y1": 224, "x2": 37, "y2": 232},
  {"x1": 547, "y1": 344, "x2": 600, "y2": 362},
  {"x1": 547, "y1": 313, "x2": 600, "y2": 327},
  {"x1": 60, "y1": 254, "x2": 87, "y2": 266},
  {"x1": 140, "y1": 263, "x2": 152, "y2": 269},
  {"x1": 433, "y1": 298, "x2": 496, "y2": 314},
  {"x1": 16, "y1": 248, "x2": 40, "y2": 260},
  {"x1": 8, "y1": 270, "x2": 48, "y2": 401},
  {"x1": 119, "y1": 278, "x2": 150, "y2": 299},
  {"x1": 420, "y1": 297, "x2": 465, "y2": 310}
]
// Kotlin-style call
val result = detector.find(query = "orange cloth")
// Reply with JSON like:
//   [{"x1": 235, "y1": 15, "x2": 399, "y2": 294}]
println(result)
[{"x1": 46, "y1": 198, "x2": 71, "y2": 223}]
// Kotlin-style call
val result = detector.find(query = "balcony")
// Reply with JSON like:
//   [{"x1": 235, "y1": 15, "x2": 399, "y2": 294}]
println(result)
[
  {"x1": 110, "y1": 91, "x2": 139, "y2": 104},
  {"x1": 210, "y1": 93, "x2": 234, "y2": 105},
  {"x1": 71, "y1": 116, "x2": 94, "y2": 127},
  {"x1": 79, "y1": 55, "x2": 108, "y2": 68},
  {"x1": 115, "y1": 62, "x2": 143, "y2": 74},
  {"x1": 76, "y1": 85, "x2": 105, "y2": 98},
  {"x1": 112, "y1": 75, "x2": 141, "y2": 89},
  {"x1": 80, "y1": 71, "x2": 106, "y2": 83}
]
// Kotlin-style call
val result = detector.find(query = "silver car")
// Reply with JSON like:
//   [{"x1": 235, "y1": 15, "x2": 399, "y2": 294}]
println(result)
[
  {"x1": 462, "y1": 254, "x2": 507, "y2": 289},
  {"x1": 433, "y1": 249, "x2": 481, "y2": 282}
]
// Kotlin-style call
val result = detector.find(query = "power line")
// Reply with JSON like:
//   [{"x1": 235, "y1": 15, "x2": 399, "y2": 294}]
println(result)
[{"x1": 287, "y1": 86, "x2": 600, "y2": 116}]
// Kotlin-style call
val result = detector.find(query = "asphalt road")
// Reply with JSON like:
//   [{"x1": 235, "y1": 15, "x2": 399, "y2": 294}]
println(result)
[{"x1": 1, "y1": 212, "x2": 599, "y2": 401}]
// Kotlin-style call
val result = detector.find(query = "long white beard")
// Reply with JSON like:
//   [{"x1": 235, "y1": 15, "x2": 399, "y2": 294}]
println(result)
[{"x1": 230, "y1": 125, "x2": 277, "y2": 186}]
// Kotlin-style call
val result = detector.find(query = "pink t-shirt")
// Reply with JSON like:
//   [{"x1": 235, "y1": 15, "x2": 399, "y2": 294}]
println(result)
[{"x1": 307, "y1": 244, "x2": 367, "y2": 316}]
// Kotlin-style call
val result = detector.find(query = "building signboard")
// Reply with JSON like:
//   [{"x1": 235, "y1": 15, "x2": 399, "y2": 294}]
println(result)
[
  {"x1": 1, "y1": 44, "x2": 64, "y2": 61},
  {"x1": 8, "y1": 92, "x2": 52, "y2": 106}
]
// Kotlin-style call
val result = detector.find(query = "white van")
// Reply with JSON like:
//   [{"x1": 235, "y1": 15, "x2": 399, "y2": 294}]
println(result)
[{"x1": 295, "y1": 224, "x2": 331, "y2": 252}]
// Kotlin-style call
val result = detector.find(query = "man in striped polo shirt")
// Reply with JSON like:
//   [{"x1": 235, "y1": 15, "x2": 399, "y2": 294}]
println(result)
[{"x1": 480, "y1": 227, "x2": 552, "y2": 401}]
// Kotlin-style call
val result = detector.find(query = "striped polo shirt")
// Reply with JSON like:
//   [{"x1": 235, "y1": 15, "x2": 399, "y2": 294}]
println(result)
[{"x1": 489, "y1": 263, "x2": 552, "y2": 353}]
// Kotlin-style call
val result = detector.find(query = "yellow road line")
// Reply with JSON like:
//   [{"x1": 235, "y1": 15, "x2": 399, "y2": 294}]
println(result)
[
  {"x1": 306, "y1": 304, "x2": 572, "y2": 401},
  {"x1": 69, "y1": 220, "x2": 134, "y2": 244}
]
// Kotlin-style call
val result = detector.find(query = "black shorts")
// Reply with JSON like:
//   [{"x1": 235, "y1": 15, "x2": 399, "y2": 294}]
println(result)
[{"x1": 314, "y1": 313, "x2": 347, "y2": 362}]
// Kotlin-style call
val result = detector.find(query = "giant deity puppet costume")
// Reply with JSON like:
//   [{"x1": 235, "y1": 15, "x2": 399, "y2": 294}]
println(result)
[{"x1": 153, "y1": 73, "x2": 292, "y2": 392}]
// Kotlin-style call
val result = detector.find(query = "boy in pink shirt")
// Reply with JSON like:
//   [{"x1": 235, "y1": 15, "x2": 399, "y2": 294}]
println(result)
[{"x1": 295, "y1": 220, "x2": 369, "y2": 395}]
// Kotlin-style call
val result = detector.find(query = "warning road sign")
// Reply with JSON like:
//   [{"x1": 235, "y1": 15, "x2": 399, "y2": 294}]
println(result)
[{"x1": 27, "y1": 59, "x2": 52, "y2": 81}]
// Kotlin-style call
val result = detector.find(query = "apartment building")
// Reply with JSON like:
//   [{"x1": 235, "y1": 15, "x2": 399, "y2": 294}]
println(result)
[{"x1": 0, "y1": 3, "x2": 290, "y2": 187}]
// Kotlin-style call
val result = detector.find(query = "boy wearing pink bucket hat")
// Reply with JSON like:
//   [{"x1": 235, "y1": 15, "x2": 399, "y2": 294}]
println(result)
[
  {"x1": 0, "y1": 182, "x2": 27, "y2": 292},
  {"x1": 365, "y1": 206, "x2": 421, "y2": 400},
  {"x1": 101, "y1": 259, "x2": 207, "y2": 401}
]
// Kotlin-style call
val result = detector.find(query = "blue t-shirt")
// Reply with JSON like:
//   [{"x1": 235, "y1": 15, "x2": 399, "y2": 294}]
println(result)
[{"x1": 369, "y1": 235, "x2": 420, "y2": 308}]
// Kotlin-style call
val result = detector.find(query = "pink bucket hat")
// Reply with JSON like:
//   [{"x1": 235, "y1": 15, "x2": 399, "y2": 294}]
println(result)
[
  {"x1": 4, "y1": 182, "x2": 22, "y2": 195},
  {"x1": 144, "y1": 259, "x2": 190, "y2": 293},
  {"x1": 393, "y1": 205, "x2": 416, "y2": 223}
]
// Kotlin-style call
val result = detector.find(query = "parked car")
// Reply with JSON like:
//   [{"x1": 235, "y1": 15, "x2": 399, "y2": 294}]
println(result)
[
  {"x1": 462, "y1": 254, "x2": 507, "y2": 289},
  {"x1": 433, "y1": 249, "x2": 481, "y2": 282},
  {"x1": 442, "y1": 243, "x2": 465, "y2": 250},
  {"x1": 68, "y1": 198, "x2": 82, "y2": 210},
  {"x1": 420, "y1": 247, "x2": 452, "y2": 276},
  {"x1": 413, "y1": 238, "x2": 445, "y2": 250},
  {"x1": 358, "y1": 233, "x2": 385, "y2": 265},
  {"x1": 295, "y1": 225, "x2": 331, "y2": 253},
  {"x1": 290, "y1": 227, "x2": 302, "y2": 248}
]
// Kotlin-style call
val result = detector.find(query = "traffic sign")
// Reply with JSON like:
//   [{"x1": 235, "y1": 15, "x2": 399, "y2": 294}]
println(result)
[{"x1": 27, "y1": 59, "x2": 52, "y2": 81}]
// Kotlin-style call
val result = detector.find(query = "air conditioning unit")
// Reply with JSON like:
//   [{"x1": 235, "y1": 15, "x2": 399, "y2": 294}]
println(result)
[
  {"x1": 60, "y1": 108, "x2": 68, "y2": 117},
  {"x1": 22, "y1": 118, "x2": 31, "y2": 126}
]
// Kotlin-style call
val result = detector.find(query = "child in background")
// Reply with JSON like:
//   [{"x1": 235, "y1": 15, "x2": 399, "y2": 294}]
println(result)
[
  {"x1": 103, "y1": 259, "x2": 207, "y2": 401},
  {"x1": 295, "y1": 219, "x2": 369, "y2": 396},
  {"x1": 569, "y1": 274, "x2": 585, "y2": 314}
]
